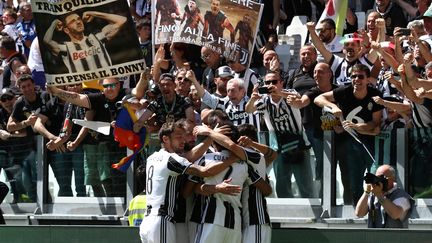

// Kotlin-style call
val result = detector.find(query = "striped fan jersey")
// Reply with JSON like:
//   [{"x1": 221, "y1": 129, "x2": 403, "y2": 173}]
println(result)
[
  {"x1": 411, "y1": 98, "x2": 432, "y2": 128},
  {"x1": 145, "y1": 149, "x2": 192, "y2": 222},
  {"x1": 255, "y1": 93, "x2": 303, "y2": 134},
  {"x1": 329, "y1": 55, "x2": 373, "y2": 86},
  {"x1": 61, "y1": 33, "x2": 112, "y2": 73},
  {"x1": 201, "y1": 91, "x2": 261, "y2": 130}
]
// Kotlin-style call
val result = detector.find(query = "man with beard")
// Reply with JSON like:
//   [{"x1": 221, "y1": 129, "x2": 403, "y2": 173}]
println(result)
[
  {"x1": 316, "y1": 18, "x2": 343, "y2": 61},
  {"x1": 234, "y1": 14, "x2": 253, "y2": 51},
  {"x1": 203, "y1": 0, "x2": 235, "y2": 43},
  {"x1": 43, "y1": 11, "x2": 126, "y2": 73},
  {"x1": 315, "y1": 64, "x2": 384, "y2": 205},
  {"x1": 307, "y1": 22, "x2": 378, "y2": 86}
]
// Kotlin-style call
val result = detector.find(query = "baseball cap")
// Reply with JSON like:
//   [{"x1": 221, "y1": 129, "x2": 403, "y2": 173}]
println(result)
[
  {"x1": 339, "y1": 33, "x2": 363, "y2": 44},
  {"x1": 216, "y1": 66, "x2": 234, "y2": 78},
  {"x1": 0, "y1": 87, "x2": 18, "y2": 100}
]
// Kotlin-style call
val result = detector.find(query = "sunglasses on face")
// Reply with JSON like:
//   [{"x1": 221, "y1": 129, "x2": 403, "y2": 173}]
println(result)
[
  {"x1": 1, "y1": 96, "x2": 13, "y2": 102},
  {"x1": 102, "y1": 83, "x2": 118, "y2": 89},
  {"x1": 350, "y1": 74, "x2": 366, "y2": 80},
  {"x1": 264, "y1": 79, "x2": 279, "y2": 85}
]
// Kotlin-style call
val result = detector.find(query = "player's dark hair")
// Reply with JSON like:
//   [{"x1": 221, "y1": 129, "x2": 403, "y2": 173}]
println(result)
[
  {"x1": 350, "y1": 64, "x2": 371, "y2": 78},
  {"x1": 207, "y1": 110, "x2": 229, "y2": 127},
  {"x1": 207, "y1": 112, "x2": 239, "y2": 142},
  {"x1": 158, "y1": 120, "x2": 184, "y2": 142},
  {"x1": 319, "y1": 18, "x2": 336, "y2": 30},
  {"x1": 238, "y1": 124, "x2": 258, "y2": 142}
]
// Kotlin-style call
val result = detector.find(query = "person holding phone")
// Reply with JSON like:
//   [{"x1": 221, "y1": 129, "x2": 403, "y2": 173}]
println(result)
[{"x1": 245, "y1": 71, "x2": 314, "y2": 198}]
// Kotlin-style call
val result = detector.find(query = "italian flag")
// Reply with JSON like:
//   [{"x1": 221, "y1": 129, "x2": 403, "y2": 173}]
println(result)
[{"x1": 319, "y1": 0, "x2": 348, "y2": 36}]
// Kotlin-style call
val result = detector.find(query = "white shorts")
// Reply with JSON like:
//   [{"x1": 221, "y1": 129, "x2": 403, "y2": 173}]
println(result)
[
  {"x1": 242, "y1": 224, "x2": 272, "y2": 243},
  {"x1": 194, "y1": 223, "x2": 241, "y2": 243},
  {"x1": 139, "y1": 215, "x2": 176, "y2": 243},
  {"x1": 188, "y1": 221, "x2": 198, "y2": 243},
  {"x1": 176, "y1": 222, "x2": 190, "y2": 243}
]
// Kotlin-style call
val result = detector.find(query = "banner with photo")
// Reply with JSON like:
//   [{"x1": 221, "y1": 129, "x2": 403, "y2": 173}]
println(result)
[
  {"x1": 32, "y1": 0, "x2": 145, "y2": 86},
  {"x1": 153, "y1": 0, "x2": 263, "y2": 65}
]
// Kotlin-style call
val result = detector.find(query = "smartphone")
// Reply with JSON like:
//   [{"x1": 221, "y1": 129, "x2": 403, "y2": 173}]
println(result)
[
  {"x1": 258, "y1": 86, "x2": 270, "y2": 94},
  {"x1": 397, "y1": 28, "x2": 411, "y2": 36}
]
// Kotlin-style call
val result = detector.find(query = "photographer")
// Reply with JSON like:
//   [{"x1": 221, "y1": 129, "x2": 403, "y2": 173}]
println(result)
[{"x1": 355, "y1": 165, "x2": 414, "y2": 228}]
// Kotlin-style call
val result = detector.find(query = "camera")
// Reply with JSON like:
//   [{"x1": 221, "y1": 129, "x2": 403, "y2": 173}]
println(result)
[
  {"x1": 258, "y1": 86, "x2": 270, "y2": 94},
  {"x1": 364, "y1": 172, "x2": 388, "y2": 192}
]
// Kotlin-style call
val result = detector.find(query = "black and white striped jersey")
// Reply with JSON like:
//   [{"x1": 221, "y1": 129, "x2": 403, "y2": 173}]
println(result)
[
  {"x1": 233, "y1": 68, "x2": 260, "y2": 97},
  {"x1": 241, "y1": 147, "x2": 270, "y2": 227},
  {"x1": 145, "y1": 149, "x2": 192, "y2": 222},
  {"x1": 329, "y1": 55, "x2": 373, "y2": 86},
  {"x1": 201, "y1": 91, "x2": 261, "y2": 130},
  {"x1": 411, "y1": 98, "x2": 432, "y2": 128},
  {"x1": 61, "y1": 33, "x2": 112, "y2": 73},
  {"x1": 190, "y1": 150, "x2": 258, "y2": 231},
  {"x1": 255, "y1": 94, "x2": 303, "y2": 135}
]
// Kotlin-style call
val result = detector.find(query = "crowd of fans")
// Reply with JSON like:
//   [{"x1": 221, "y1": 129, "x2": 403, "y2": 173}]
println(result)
[{"x1": 0, "y1": 0, "x2": 430, "y2": 236}]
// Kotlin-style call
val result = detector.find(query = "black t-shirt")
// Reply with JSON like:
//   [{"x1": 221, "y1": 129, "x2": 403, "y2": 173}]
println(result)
[
  {"x1": 147, "y1": 94, "x2": 192, "y2": 127},
  {"x1": 87, "y1": 90, "x2": 125, "y2": 141},
  {"x1": 378, "y1": 4, "x2": 407, "y2": 36},
  {"x1": 286, "y1": 66, "x2": 317, "y2": 125},
  {"x1": 11, "y1": 91, "x2": 50, "y2": 136},
  {"x1": 333, "y1": 85, "x2": 384, "y2": 140},
  {"x1": 44, "y1": 97, "x2": 65, "y2": 135},
  {"x1": 304, "y1": 84, "x2": 339, "y2": 137},
  {"x1": 0, "y1": 108, "x2": 10, "y2": 149}
]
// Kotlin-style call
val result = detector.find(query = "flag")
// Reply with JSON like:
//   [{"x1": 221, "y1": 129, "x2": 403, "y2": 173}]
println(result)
[
  {"x1": 319, "y1": 0, "x2": 348, "y2": 36},
  {"x1": 111, "y1": 106, "x2": 148, "y2": 172}
]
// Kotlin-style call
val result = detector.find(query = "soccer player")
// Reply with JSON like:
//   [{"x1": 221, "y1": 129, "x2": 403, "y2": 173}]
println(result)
[{"x1": 139, "y1": 121, "x2": 239, "y2": 243}]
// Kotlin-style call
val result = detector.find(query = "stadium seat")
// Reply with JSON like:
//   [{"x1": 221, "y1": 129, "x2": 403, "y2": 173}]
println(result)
[
  {"x1": 355, "y1": 11, "x2": 366, "y2": 30},
  {"x1": 284, "y1": 16, "x2": 308, "y2": 70}
]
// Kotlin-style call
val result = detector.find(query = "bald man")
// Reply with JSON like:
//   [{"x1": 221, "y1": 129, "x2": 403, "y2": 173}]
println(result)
[
  {"x1": 355, "y1": 165, "x2": 414, "y2": 228},
  {"x1": 287, "y1": 63, "x2": 338, "y2": 194}
]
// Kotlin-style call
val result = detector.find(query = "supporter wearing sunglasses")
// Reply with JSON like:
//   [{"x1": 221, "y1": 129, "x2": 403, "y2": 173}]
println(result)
[
  {"x1": 314, "y1": 63, "x2": 384, "y2": 205},
  {"x1": 47, "y1": 77, "x2": 126, "y2": 197},
  {"x1": 245, "y1": 71, "x2": 314, "y2": 199},
  {"x1": 0, "y1": 89, "x2": 16, "y2": 114}
]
